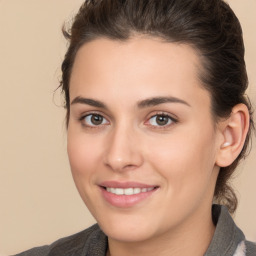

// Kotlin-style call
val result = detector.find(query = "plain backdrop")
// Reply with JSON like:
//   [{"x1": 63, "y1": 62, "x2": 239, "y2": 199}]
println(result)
[{"x1": 0, "y1": 0, "x2": 255, "y2": 255}]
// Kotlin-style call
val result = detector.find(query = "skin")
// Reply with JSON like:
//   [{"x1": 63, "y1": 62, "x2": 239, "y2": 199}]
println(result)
[{"x1": 67, "y1": 37, "x2": 229, "y2": 256}]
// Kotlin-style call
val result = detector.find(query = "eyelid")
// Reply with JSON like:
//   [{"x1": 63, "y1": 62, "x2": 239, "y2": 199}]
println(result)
[
  {"x1": 144, "y1": 111, "x2": 178, "y2": 128},
  {"x1": 79, "y1": 111, "x2": 110, "y2": 127}
]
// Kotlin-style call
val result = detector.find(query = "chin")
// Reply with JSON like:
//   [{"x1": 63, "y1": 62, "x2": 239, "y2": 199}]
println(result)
[
  {"x1": 96, "y1": 214, "x2": 160, "y2": 243},
  {"x1": 104, "y1": 227, "x2": 155, "y2": 243}
]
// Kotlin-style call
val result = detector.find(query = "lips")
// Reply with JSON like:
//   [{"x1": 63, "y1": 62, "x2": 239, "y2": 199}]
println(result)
[
  {"x1": 106, "y1": 187, "x2": 155, "y2": 195},
  {"x1": 99, "y1": 181, "x2": 159, "y2": 207}
]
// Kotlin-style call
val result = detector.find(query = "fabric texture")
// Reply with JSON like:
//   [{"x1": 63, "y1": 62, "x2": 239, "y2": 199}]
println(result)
[{"x1": 14, "y1": 205, "x2": 256, "y2": 256}]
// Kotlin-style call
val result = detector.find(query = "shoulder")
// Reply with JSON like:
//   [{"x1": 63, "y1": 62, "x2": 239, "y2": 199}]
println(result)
[
  {"x1": 206, "y1": 205, "x2": 256, "y2": 256},
  {"x1": 13, "y1": 224, "x2": 107, "y2": 256},
  {"x1": 245, "y1": 240, "x2": 256, "y2": 256}
]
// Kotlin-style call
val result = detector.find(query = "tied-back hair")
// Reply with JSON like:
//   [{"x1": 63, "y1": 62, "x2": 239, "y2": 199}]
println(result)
[{"x1": 60, "y1": 0, "x2": 255, "y2": 213}]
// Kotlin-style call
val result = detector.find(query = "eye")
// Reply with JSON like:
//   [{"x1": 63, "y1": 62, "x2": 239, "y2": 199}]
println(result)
[
  {"x1": 147, "y1": 114, "x2": 176, "y2": 127},
  {"x1": 82, "y1": 114, "x2": 109, "y2": 127}
]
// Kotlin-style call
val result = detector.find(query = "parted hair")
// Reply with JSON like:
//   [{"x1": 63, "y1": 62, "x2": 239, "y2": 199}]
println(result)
[{"x1": 60, "y1": 0, "x2": 254, "y2": 213}]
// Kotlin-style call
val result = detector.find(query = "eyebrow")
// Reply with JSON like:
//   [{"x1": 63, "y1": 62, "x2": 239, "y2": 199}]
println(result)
[
  {"x1": 137, "y1": 96, "x2": 191, "y2": 108},
  {"x1": 71, "y1": 96, "x2": 107, "y2": 109},
  {"x1": 70, "y1": 96, "x2": 190, "y2": 109}
]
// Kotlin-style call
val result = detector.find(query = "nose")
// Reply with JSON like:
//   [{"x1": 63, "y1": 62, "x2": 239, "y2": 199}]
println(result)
[{"x1": 103, "y1": 125, "x2": 144, "y2": 172}]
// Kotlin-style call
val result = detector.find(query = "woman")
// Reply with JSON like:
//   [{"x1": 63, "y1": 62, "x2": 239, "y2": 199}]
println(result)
[{"x1": 16, "y1": 0, "x2": 255, "y2": 255}]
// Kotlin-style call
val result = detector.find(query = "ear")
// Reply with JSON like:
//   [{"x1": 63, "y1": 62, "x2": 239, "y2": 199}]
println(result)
[{"x1": 216, "y1": 103, "x2": 250, "y2": 167}]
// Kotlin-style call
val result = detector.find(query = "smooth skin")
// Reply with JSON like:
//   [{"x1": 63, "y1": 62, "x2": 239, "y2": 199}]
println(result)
[{"x1": 67, "y1": 37, "x2": 249, "y2": 256}]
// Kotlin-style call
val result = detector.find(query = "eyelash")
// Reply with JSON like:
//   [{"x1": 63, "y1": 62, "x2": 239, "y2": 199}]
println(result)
[
  {"x1": 79, "y1": 112, "x2": 109, "y2": 128},
  {"x1": 78, "y1": 112, "x2": 178, "y2": 129},
  {"x1": 145, "y1": 112, "x2": 178, "y2": 129}
]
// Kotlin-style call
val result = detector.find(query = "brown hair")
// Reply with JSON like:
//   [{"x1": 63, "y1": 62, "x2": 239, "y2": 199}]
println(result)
[{"x1": 60, "y1": 0, "x2": 254, "y2": 213}]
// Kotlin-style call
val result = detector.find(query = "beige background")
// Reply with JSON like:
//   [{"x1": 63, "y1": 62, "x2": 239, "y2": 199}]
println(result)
[{"x1": 0, "y1": 0, "x2": 255, "y2": 255}]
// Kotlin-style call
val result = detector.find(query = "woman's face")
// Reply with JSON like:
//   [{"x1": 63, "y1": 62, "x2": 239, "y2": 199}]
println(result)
[{"x1": 67, "y1": 37, "x2": 222, "y2": 242}]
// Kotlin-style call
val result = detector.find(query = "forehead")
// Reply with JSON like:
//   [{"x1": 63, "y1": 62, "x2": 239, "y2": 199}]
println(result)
[{"x1": 69, "y1": 37, "x2": 210, "y2": 110}]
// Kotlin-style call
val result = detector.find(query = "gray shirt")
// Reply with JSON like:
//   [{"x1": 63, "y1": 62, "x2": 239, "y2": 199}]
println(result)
[{"x1": 14, "y1": 205, "x2": 256, "y2": 256}]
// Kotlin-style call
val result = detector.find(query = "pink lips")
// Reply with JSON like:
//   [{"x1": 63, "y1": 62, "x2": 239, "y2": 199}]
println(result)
[{"x1": 99, "y1": 181, "x2": 159, "y2": 208}]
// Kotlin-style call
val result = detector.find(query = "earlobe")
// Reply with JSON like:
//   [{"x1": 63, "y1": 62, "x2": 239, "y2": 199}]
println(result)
[{"x1": 216, "y1": 104, "x2": 250, "y2": 167}]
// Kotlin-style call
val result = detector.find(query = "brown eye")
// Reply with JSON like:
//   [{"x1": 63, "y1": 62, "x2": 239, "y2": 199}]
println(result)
[
  {"x1": 148, "y1": 114, "x2": 174, "y2": 127},
  {"x1": 83, "y1": 114, "x2": 108, "y2": 126},
  {"x1": 156, "y1": 115, "x2": 169, "y2": 126}
]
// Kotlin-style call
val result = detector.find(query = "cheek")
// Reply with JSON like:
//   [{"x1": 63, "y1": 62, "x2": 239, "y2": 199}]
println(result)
[
  {"x1": 67, "y1": 131, "x2": 102, "y2": 179},
  {"x1": 67, "y1": 131, "x2": 105, "y2": 214},
  {"x1": 146, "y1": 127, "x2": 217, "y2": 193}
]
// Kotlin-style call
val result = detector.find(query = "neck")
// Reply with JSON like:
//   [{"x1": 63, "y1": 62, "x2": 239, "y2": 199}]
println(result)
[{"x1": 107, "y1": 205, "x2": 215, "y2": 256}]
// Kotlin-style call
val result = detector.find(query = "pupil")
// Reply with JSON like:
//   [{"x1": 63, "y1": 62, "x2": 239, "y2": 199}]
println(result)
[
  {"x1": 91, "y1": 115, "x2": 103, "y2": 125},
  {"x1": 156, "y1": 115, "x2": 168, "y2": 125}
]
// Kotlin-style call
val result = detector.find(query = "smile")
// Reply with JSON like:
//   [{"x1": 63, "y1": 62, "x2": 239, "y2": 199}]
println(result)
[
  {"x1": 105, "y1": 187, "x2": 155, "y2": 195},
  {"x1": 100, "y1": 182, "x2": 159, "y2": 208}
]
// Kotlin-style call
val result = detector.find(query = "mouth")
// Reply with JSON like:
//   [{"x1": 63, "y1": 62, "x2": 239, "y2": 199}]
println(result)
[
  {"x1": 99, "y1": 182, "x2": 159, "y2": 208},
  {"x1": 103, "y1": 186, "x2": 156, "y2": 195}
]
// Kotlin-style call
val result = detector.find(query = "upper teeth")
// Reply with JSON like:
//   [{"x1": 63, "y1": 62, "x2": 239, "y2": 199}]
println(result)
[{"x1": 106, "y1": 187, "x2": 154, "y2": 195}]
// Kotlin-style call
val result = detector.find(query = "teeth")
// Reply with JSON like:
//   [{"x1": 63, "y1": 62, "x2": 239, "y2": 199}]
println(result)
[
  {"x1": 115, "y1": 188, "x2": 124, "y2": 195},
  {"x1": 133, "y1": 188, "x2": 141, "y2": 194},
  {"x1": 105, "y1": 187, "x2": 155, "y2": 195},
  {"x1": 124, "y1": 188, "x2": 133, "y2": 195}
]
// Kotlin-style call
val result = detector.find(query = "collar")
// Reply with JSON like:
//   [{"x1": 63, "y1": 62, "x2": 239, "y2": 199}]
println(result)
[
  {"x1": 204, "y1": 204, "x2": 245, "y2": 256},
  {"x1": 81, "y1": 205, "x2": 245, "y2": 256}
]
